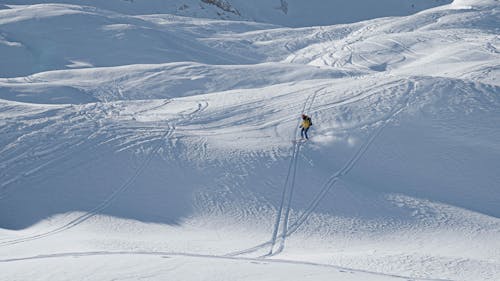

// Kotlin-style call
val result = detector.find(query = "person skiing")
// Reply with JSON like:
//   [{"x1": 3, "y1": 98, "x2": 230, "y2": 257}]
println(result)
[{"x1": 299, "y1": 114, "x2": 312, "y2": 140}]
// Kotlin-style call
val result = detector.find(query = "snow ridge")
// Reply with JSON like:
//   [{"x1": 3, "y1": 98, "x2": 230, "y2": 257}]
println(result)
[{"x1": 0, "y1": 0, "x2": 499, "y2": 280}]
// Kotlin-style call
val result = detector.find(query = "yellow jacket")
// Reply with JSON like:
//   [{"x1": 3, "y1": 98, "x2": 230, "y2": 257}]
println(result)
[{"x1": 301, "y1": 118, "x2": 311, "y2": 129}]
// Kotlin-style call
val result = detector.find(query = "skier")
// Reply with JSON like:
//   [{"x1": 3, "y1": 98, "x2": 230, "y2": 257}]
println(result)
[{"x1": 299, "y1": 114, "x2": 312, "y2": 140}]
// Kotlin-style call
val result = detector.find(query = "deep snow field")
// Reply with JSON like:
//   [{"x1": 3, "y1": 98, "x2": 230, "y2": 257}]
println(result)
[{"x1": 0, "y1": 0, "x2": 499, "y2": 280}]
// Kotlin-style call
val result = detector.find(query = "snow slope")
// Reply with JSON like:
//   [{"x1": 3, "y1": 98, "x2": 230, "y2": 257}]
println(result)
[
  {"x1": 5, "y1": 0, "x2": 453, "y2": 27},
  {"x1": 0, "y1": 0, "x2": 499, "y2": 280}
]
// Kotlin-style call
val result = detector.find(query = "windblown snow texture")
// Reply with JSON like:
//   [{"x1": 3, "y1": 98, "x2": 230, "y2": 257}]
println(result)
[{"x1": 0, "y1": 0, "x2": 499, "y2": 280}]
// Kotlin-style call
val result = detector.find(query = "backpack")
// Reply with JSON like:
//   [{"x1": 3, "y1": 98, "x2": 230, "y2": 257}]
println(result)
[{"x1": 307, "y1": 116, "x2": 312, "y2": 126}]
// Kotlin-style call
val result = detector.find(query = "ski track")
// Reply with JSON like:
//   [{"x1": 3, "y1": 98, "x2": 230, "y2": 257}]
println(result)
[
  {"x1": 265, "y1": 88, "x2": 321, "y2": 256},
  {"x1": 1, "y1": 2, "x2": 499, "y2": 280},
  {"x1": 0, "y1": 104, "x2": 157, "y2": 200},
  {"x1": 0, "y1": 108, "x2": 105, "y2": 199},
  {"x1": 129, "y1": 99, "x2": 172, "y2": 116},
  {"x1": 227, "y1": 80, "x2": 416, "y2": 258},
  {"x1": 275, "y1": 88, "x2": 319, "y2": 254},
  {"x1": 0, "y1": 100, "x2": 208, "y2": 247},
  {"x1": 0, "y1": 250, "x2": 453, "y2": 281},
  {"x1": 0, "y1": 125, "x2": 173, "y2": 247},
  {"x1": 283, "y1": 80, "x2": 416, "y2": 238},
  {"x1": 0, "y1": 76, "x2": 412, "y2": 251}
]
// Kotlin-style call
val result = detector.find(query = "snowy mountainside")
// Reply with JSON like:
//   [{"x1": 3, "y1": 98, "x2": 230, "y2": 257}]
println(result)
[
  {"x1": 5, "y1": 0, "x2": 453, "y2": 26},
  {"x1": 1, "y1": 0, "x2": 500, "y2": 281}
]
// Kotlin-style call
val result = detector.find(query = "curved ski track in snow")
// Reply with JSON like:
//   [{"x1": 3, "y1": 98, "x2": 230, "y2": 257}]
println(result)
[
  {"x1": 0, "y1": 100, "x2": 209, "y2": 247},
  {"x1": 0, "y1": 124, "x2": 174, "y2": 247},
  {"x1": 228, "y1": 80, "x2": 417, "y2": 258},
  {"x1": 269, "y1": 88, "x2": 320, "y2": 256},
  {"x1": 1, "y1": 1, "x2": 499, "y2": 280},
  {"x1": 0, "y1": 250, "x2": 453, "y2": 281}
]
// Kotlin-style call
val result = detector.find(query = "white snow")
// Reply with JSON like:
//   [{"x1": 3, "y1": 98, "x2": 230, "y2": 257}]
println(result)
[
  {"x1": 0, "y1": 0, "x2": 499, "y2": 280},
  {"x1": 4, "y1": 0, "x2": 453, "y2": 27}
]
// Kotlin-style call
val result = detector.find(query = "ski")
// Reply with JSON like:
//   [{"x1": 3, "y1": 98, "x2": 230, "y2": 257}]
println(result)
[{"x1": 292, "y1": 138, "x2": 308, "y2": 144}]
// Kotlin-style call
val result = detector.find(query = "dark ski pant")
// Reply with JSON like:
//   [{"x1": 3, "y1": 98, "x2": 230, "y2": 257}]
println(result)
[{"x1": 301, "y1": 127, "x2": 310, "y2": 139}]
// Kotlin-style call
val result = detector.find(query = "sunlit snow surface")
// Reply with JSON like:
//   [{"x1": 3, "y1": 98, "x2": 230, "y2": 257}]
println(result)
[{"x1": 0, "y1": 0, "x2": 499, "y2": 280}]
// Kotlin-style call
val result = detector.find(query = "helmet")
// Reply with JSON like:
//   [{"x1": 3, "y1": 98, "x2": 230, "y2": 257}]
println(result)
[{"x1": 301, "y1": 114, "x2": 306, "y2": 118}]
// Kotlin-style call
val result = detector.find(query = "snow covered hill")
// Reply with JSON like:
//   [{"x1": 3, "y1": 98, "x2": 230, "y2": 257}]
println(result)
[
  {"x1": 5, "y1": 0, "x2": 453, "y2": 27},
  {"x1": 0, "y1": 0, "x2": 499, "y2": 280}
]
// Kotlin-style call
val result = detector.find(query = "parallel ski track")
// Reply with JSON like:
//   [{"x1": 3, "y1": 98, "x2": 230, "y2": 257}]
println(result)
[
  {"x1": 228, "y1": 80, "x2": 416, "y2": 258},
  {"x1": 0, "y1": 103, "x2": 106, "y2": 200},
  {"x1": 0, "y1": 101, "x2": 207, "y2": 247},
  {"x1": 273, "y1": 89, "x2": 318, "y2": 255},
  {"x1": 0, "y1": 250, "x2": 452, "y2": 281},
  {"x1": 0, "y1": 82, "x2": 438, "y2": 281},
  {"x1": 265, "y1": 88, "x2": 320, "y2": 256},
  {"x1": 0, "y1": 125, "x2": 174, "y2": 247}
]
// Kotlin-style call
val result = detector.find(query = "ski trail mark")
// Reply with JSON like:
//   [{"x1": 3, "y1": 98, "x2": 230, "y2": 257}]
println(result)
[
  {"x1": 265, "y1": 138, "x2": 300, "y2": 256},
  {"x1": 283, "y1": 80, "x2": 417, "y2": 238},
  {"x1": 272, "y1": 141, "x2": 302, "y2": 255},
  {"x1": 229, "y1": 80, "x2": 416, "y2": 258},
  {"x1": 0, "y1": 99, "x2": 208, "y2": 247},
  {"x1": 0, "y1": 124, "x2": 174, "y2": 247},
  {"x1": 133, "y1": 99, "x2": 171, "y2": 116},
  {"x1": 0, "y1": 250, "x2": 452, "y2": 281},
  {"x1": 264, "y1": 87, "x2": 323, "y2": 256}
]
